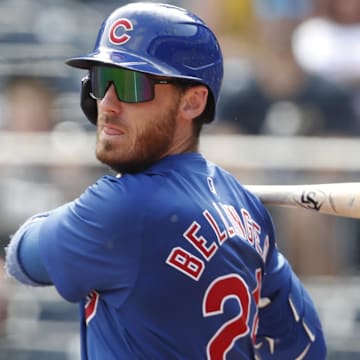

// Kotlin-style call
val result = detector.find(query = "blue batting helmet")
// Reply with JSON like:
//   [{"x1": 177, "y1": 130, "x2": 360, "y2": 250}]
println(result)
[{"x1": 66, "y1": 2, "x2": 223, "y2": 124}]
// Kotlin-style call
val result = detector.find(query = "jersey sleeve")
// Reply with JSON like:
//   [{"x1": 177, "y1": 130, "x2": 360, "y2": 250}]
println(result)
[
  {"x1": 255, "y1": 209, "x2": 327, "y2": 359},
  {"x1": 38, "y1": 176, "x2": 143, "y2": 303}
]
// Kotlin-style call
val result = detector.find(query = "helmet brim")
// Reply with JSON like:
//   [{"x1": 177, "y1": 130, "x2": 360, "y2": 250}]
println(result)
[{"x1": 66, "y1": 50, "x2": 202, "y2": 83}]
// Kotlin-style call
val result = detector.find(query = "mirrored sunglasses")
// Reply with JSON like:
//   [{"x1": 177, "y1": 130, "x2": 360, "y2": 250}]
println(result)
[{"x1": 90, "y1": 65, "x2": 174, "y2": 103}]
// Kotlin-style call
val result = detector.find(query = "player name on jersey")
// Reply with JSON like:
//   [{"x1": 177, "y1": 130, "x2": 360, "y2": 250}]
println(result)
[{"x1": 166, "y1": 201, "x2": 270, "y2": 281}]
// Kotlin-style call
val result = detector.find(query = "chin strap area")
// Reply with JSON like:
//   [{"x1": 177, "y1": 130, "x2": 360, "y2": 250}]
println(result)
[{"x1": 80, "y1": 76, "x2": 98, "y2": 125}]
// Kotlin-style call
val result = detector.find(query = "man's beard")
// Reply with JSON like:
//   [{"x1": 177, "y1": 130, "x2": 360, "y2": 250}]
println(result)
[{"x1": 95, "y1": 99, "x2": 180, "y2": 174}]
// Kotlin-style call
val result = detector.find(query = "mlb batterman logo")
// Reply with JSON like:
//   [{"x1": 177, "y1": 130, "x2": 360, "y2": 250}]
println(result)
[{"x1": 109, "y1": 18, "x2": 134, "y2": 45}]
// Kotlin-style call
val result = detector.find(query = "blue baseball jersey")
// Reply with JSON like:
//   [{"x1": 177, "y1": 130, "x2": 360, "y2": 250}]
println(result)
[{"x1": 36, "y1": 153, "x2": 325, "y2": 359}]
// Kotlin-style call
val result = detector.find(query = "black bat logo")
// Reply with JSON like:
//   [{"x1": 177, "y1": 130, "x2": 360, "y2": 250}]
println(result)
[{"x1": 298, "y1": 190, "x2": 325, "y2": 211}]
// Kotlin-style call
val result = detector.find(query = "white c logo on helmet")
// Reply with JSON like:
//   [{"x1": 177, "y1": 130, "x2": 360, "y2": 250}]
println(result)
[{"x1": 109, "y1": 18, "x2": 133, "y2": 45}]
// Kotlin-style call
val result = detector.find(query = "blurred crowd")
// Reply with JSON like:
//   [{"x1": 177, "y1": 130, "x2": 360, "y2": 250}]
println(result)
[
  {"x1": 191, "y1": 0, "x2": 360, "y2": 136},
  {"x1": 1, "y1": 0, "x2": 360, "y2": 358}
]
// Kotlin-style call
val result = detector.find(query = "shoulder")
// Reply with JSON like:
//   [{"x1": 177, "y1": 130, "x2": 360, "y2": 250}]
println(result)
[
  {"x1": 85, "y1": 173, "x2": 161, "y2": 198},
  {"x1": 77, "y1": 173, "x2": 166, "y2": 214},
  {"x1": 207, "y1": 162, "x2": 275, "y2": 227}
]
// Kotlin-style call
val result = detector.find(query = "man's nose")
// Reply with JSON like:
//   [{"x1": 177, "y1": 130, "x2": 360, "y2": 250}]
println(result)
[{"x1": 98, "y1": 84, "x2": 123, "y2": 111}]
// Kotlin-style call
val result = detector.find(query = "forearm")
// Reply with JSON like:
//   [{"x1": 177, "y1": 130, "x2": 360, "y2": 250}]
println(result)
[
  {"x1": 256, "y1": 262, "x2": 327, "y2": 359},
  {"x1": 5, "y1": 213, "x2": 53, "y2": 286}
]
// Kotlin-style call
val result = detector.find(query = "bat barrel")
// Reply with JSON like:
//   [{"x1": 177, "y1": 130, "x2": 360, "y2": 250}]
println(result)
[{"x1": 244, "y1": 183, "x2": 360, "y2": 219}]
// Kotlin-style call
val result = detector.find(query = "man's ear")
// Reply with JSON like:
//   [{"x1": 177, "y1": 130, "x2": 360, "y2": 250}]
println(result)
[{"x1": 180, "y1": 86, "x2": 208, "y2": 120}]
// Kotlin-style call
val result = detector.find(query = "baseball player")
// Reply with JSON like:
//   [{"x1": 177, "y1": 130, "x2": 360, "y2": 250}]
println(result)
[{"x1": 5, "y1": 2, "x2": 326, "y2": 359}]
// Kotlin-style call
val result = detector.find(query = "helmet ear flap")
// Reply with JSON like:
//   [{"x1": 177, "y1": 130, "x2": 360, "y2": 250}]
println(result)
[{"x1": 80, "y1": 76, "x2": 97, "y2": 125}]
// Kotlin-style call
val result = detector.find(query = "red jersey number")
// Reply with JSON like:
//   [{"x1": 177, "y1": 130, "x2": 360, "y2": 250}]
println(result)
[{"x1": 203, "y1": 271, "x2": 261, "y2": 359}]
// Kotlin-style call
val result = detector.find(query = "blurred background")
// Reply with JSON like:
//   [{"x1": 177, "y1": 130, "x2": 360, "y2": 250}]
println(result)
[{"x1": 0, "y1": 0, "x2": 360, "y2": 358}]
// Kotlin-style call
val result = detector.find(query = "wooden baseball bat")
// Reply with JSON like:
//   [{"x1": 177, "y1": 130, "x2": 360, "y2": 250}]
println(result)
[{"x1": 244, "y1": 183, "x2": 360, "y2": 219}]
